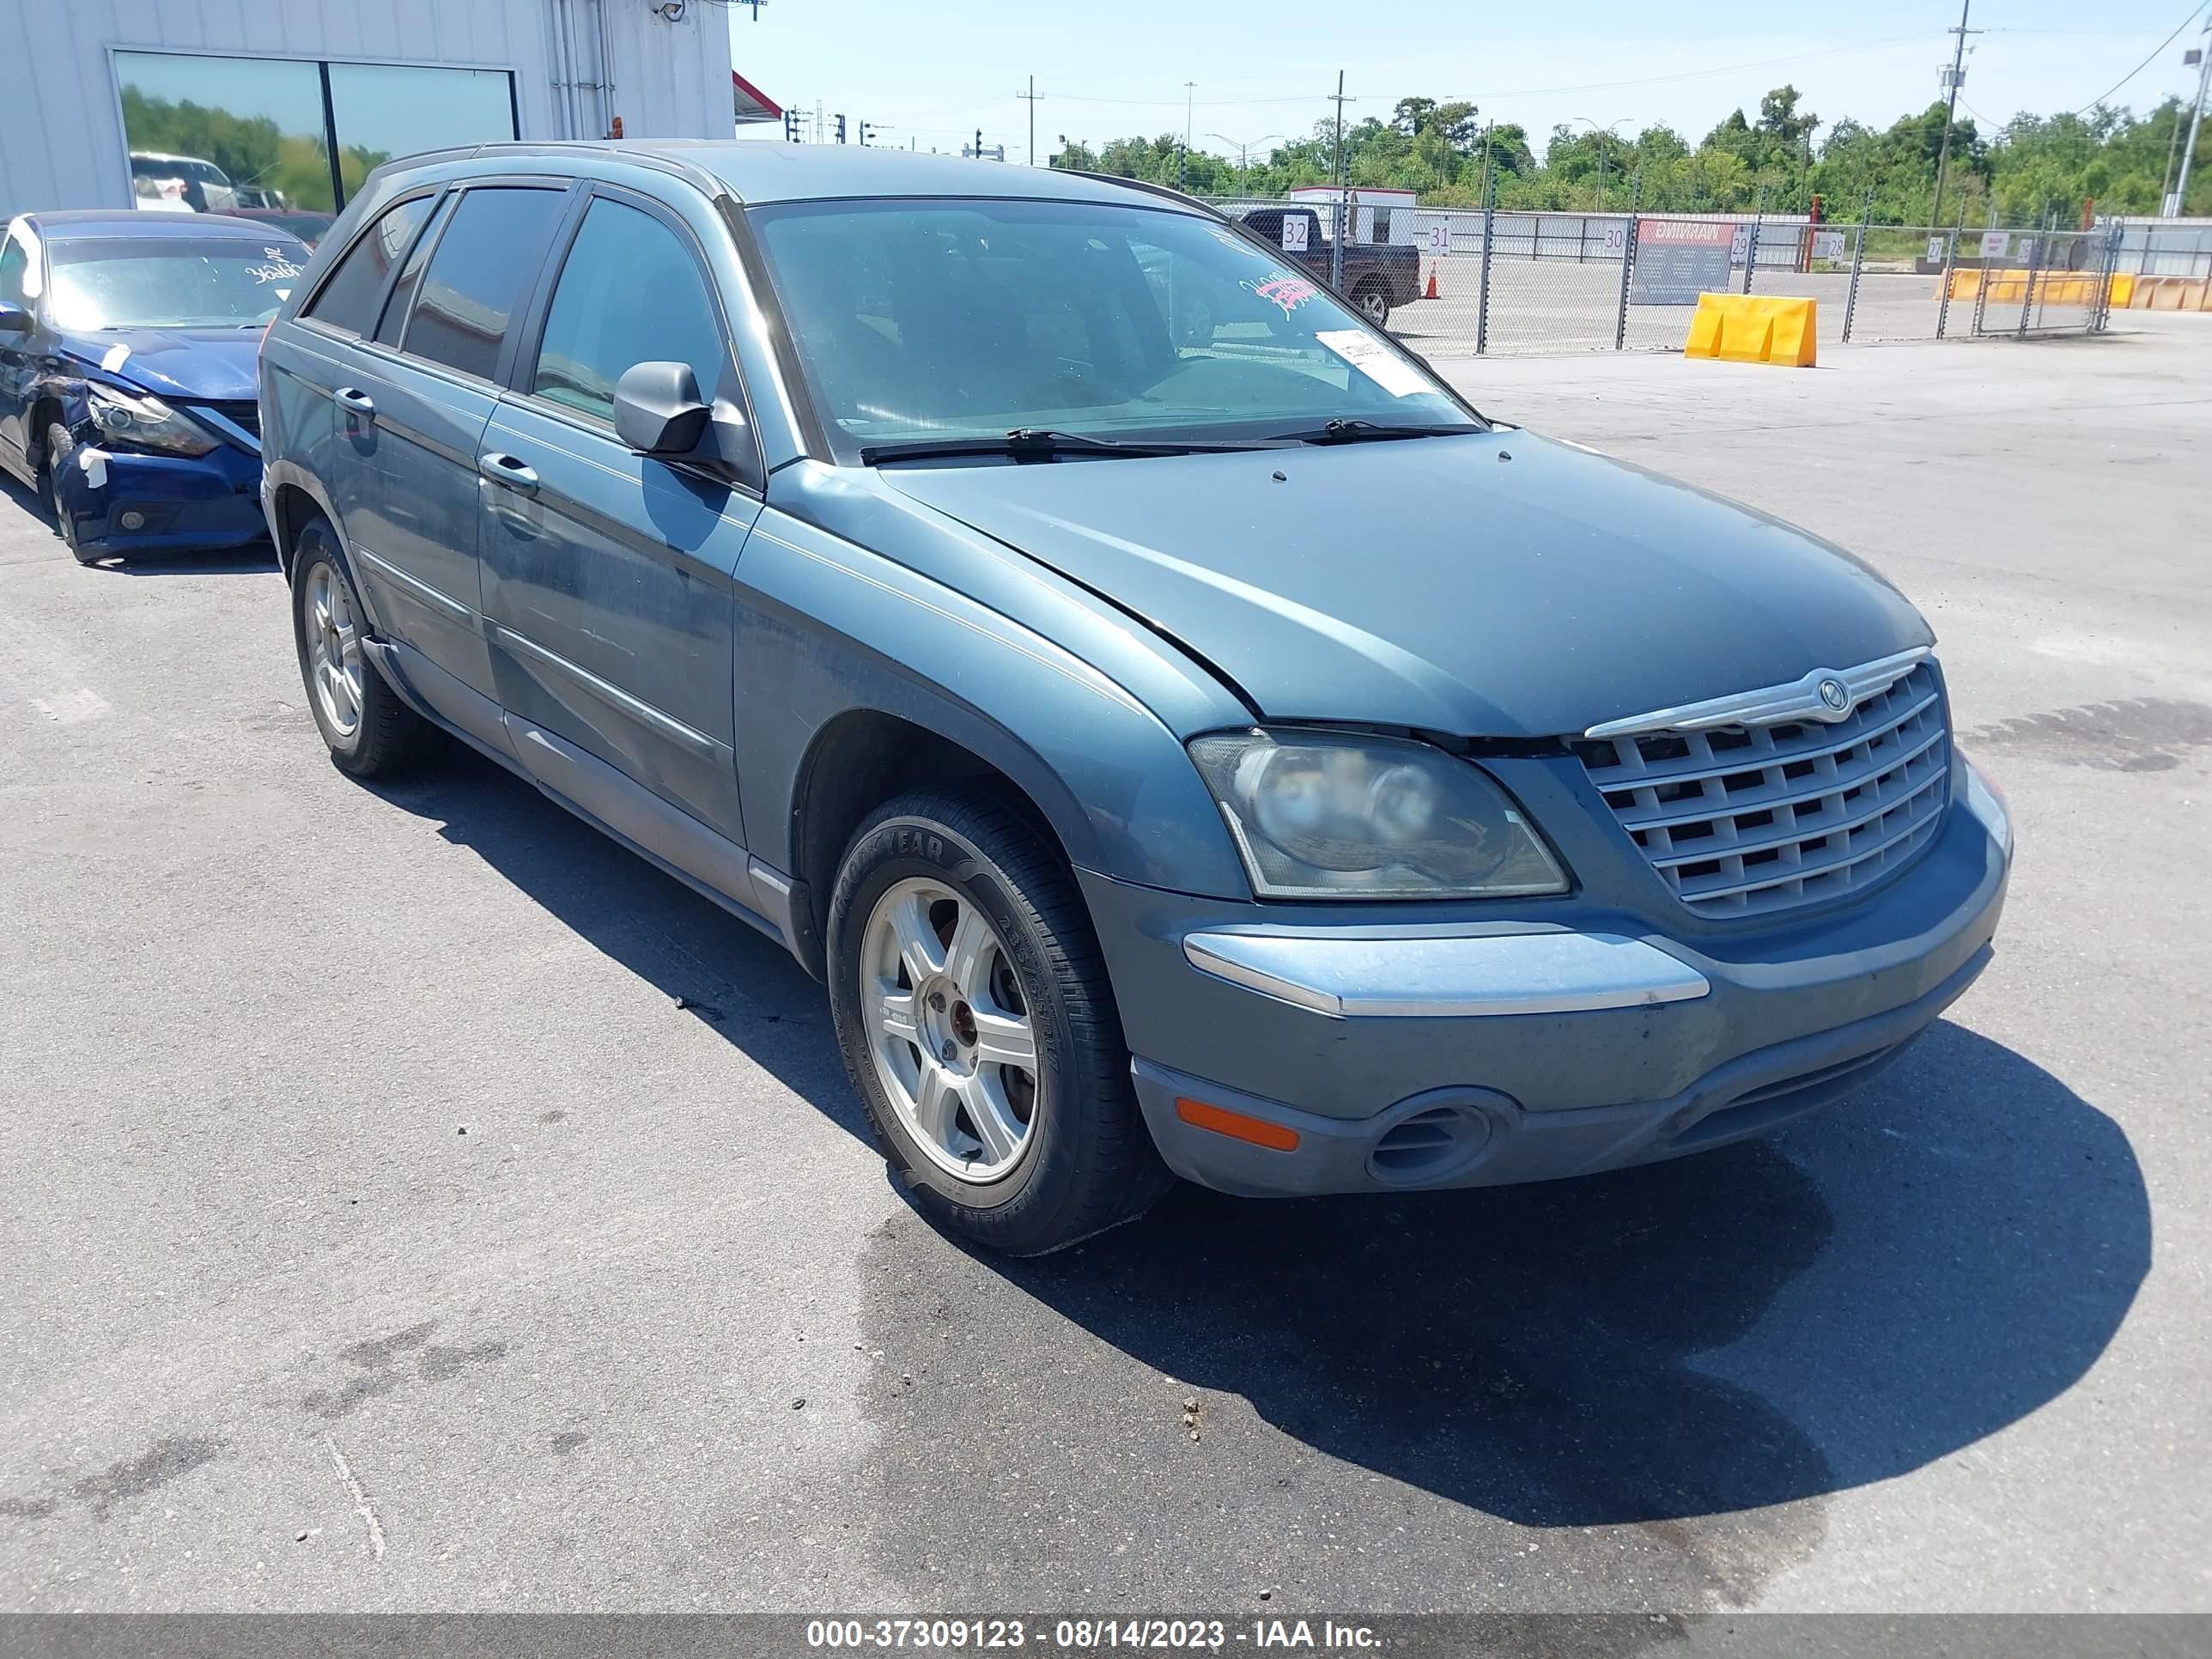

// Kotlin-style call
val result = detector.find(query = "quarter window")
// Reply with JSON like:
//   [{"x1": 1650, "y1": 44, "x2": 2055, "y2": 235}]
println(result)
[
  {"x1": 304, "y1": 195, "x2": 435, "y2": 336},
  {"x1": 401, "y1": 187, "x2": 565, "y2": 381},
  {"x1": 532, "y1": 198, "x2": 727, "y2": 424}
]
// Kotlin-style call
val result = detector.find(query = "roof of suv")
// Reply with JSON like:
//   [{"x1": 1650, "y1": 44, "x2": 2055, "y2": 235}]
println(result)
[{"x1": 401, "y1": 140, "x2": 1203, "y2": 211}]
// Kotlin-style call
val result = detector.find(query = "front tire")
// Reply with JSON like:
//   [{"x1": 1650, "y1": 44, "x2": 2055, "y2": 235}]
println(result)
[
  {"x1": 827, "y1": 790, "x2": 1171, "y2": 1256},
  {"x1": 290, "y1": 520, "x2": 446, "y2": 778}
]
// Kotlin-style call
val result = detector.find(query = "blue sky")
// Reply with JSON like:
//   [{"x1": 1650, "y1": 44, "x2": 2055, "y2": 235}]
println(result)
[{"x1": 723, "y1": 0, "x2": 2208, "y2": 161}]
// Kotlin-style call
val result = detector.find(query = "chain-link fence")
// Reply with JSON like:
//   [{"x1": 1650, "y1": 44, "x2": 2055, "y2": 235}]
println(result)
[{"x1": 1203, "y1": 191, "x2": 2128, "y2": 357}]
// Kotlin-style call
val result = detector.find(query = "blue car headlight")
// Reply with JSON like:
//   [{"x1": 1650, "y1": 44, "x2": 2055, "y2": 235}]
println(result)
[
  {"x1": 1188, "y1": 727, "x2": 1570, "y2": 900},
  {"x1": 86, "y1": 386, "x2": 217, "y2": 458}
]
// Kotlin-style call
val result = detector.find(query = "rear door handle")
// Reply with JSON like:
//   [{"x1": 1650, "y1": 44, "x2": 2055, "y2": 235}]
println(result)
[
  {"x1": 477, "y1": 452, "x2": 539, "y2": 495},
  {"x1": 334, "y1": 386, "x2": 376, "y2": 419}
]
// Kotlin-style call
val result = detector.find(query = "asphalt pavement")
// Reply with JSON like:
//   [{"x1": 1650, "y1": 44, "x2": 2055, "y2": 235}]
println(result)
[{"x1": 2, "y1": 318, "x2": 2207, "y2": 1619}]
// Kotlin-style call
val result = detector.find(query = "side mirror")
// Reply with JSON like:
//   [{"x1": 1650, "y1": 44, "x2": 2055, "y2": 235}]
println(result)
[
  {"x1": 613, "y1": 361, "x2": 711, "y2": 457},
  {"x1": 0, "y1": 301, "x2": 31, "y2": 336}
]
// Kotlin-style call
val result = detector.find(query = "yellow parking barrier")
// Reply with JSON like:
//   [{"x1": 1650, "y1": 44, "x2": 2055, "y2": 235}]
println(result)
[{"x1": 1684, "y1": 294, "x2": 1818, "y2": 367}]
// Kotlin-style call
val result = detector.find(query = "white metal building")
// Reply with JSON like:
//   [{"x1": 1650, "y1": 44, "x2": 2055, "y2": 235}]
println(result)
[{"x1": 0, "y1": 0, "x2": 757, "y2": 228}]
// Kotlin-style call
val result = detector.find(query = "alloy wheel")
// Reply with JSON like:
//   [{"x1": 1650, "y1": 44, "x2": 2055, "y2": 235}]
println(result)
[
  {"x1": 860, "y1": 877, "x2": 1041, "y2": 1181},
  {"x1": 304, "y1": 562, "x2": 365, "y2": 740}
]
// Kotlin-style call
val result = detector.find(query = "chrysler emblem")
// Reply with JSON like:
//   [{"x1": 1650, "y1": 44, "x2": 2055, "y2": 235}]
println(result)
[{"x1": 1817, "y1": 677, "x2": 1850, "y2": 714}]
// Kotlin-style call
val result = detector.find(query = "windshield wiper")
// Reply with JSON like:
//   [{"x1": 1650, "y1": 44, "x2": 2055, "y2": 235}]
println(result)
[
  {"x1": 860, "y1": 427, "x2": 1275, "y2": 465},
  {"x1": 1272, "y1": 418, "x2": 1491, "y2": 446}
]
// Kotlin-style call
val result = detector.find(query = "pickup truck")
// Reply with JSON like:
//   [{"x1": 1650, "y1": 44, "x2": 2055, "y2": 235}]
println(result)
[{"x1": 1233, "y1": 204, "x2": 1421, "y2": 330}]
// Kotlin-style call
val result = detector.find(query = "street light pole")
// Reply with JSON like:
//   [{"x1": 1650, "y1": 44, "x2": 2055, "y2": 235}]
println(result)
[
  {"x1": 1206, "y1": 133, "x2": 1283, "y2": 194},
  {"x1": 2175, "y1": 18, "x2": 2212, "y2": 216}
]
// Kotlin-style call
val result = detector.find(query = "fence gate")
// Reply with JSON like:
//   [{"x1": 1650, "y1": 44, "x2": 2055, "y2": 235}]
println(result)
[{"x1": 1962, "y1": 227, "x2": 2123, "y2": 339}]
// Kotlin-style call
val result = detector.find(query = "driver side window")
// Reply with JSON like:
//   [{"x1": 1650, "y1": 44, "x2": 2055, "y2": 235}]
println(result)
[{"x1": 531, "y1": 197, "x2": 729, "y2": 425}]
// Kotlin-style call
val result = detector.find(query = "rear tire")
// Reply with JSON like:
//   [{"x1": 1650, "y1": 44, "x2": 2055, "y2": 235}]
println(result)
[
  {"x1": 42, "y1": 423, "x2": 97, "y2": 565},
  {"x1": 1354, "y1": 282, "x2": 1393, "y2": 330},
  {"x1": 827, "y1": 789, "x2": 1172, "y2": 1256},
  {"x1": 290, "y1": 519, "x2": 447, "y2": 778}
]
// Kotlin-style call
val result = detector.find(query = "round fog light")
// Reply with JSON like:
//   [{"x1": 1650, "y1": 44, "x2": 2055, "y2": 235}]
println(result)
[{"x1": 118, "y1": 510, "x2": 147, "y2": 531}]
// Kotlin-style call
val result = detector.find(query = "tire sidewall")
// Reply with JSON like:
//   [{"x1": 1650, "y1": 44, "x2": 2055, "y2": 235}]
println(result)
[
  {"x1": 828, "y1": 810, "x2": 1080, "y2": 1222},
  {"x1": 291, "y1": 527, "x2": 366, "y2": 763}
]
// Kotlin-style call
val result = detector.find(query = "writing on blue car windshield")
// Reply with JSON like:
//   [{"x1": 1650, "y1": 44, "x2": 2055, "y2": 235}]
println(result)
[
  {"x1": 745, "y1": 198, "x2": 1476, "y2": 449},
  {"x1": 44, "y1": 237, "x2": 309, "y2": 331}
]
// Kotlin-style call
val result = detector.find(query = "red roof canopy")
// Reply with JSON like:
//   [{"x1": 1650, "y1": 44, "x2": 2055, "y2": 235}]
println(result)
[{"x1": 732, "y1": 69, "x2": 782, "y2": 124}]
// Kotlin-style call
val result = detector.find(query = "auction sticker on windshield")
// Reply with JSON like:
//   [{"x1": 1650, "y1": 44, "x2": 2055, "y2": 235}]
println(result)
[{"x1": 1314, "y1": 329, "x2": 1430, "y2": 398}]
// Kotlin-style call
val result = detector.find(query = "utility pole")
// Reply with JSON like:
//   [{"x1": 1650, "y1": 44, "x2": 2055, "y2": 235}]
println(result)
[
  {"x1": 2176, "y1": 19, "x2": 2212, "y2": 216},
  {"x1": 1019, "y1": 76, "x2": 1039, "y2": 167},
  {"x1": 1328, "y1": 70, "x2": 1353, "y2": 290},
  {"x1": 1931, "y1": 0, "x2": 1981, "y2": 230},
  {"x1": 1180, "y1": 82, "x2": 1195, "y2": 190}
]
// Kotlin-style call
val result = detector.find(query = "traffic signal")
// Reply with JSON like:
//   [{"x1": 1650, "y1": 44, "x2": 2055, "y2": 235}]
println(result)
[
  {"x1": 835, "y1": 113, "x2": 847, "y2": 144},
  {"x1": 860, "y1": 122, "x2": 878, "y2": 147},
  {"x1": 782, "y1": 110, "x2": 799, "y2": 143}
]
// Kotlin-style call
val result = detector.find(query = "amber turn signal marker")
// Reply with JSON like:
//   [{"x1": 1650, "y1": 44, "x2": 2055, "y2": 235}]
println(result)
[{"x1": 1175, "y1": 1097, "x2": 1299, "y2": 1152}]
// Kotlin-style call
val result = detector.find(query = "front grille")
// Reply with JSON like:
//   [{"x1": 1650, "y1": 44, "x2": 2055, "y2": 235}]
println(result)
[
  {"x1": 191, "y1": 401, "x2": 261, "y2": 449},
  {"x1": 1571, "y1": 662, "x2": 1950, "y2": 919}
]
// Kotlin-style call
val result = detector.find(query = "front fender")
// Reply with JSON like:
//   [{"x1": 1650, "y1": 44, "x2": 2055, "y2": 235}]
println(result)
[{"x1": 733, "y1": 500, "x2": 1252, "y2": 902}]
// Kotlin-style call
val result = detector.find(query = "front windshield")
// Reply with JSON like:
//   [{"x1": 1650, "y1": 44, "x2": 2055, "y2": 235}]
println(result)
[
  {"x1": 746, "y1": 197, "x2": 1475, "y2": 448},
  {"x1": 44, "y1": 236, "x2": 308, "y2": 331}
]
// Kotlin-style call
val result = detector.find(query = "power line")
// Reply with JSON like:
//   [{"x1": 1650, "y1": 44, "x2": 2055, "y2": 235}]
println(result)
[
  {"x1": 2073, "y1": 1, "x2": 2209, "y2": 115},
  {"x1": 1042, "y1": 32, "x2": 1942, "y2": 112}
]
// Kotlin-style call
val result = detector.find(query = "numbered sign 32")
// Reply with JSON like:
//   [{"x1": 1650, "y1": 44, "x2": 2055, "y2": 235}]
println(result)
[{"x1": 1282, "y1": 215, "x2": 1310, "y2": 253}]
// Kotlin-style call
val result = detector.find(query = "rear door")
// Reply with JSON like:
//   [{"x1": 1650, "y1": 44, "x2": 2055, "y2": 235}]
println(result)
[
  {"x1": 480, "y1": 186, "x2": 763, "y2": 857},
  {"x1": 273, "y1": 188, "x2": 441, "y2": 580},
  {"x1": 354, "y1": 182, "x2": 572, "y2": 739}
]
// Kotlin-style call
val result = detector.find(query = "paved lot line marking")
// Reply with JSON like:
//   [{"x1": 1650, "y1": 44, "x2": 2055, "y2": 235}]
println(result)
[
  {"x1": 322, "y1": 1433, "x2": 386, "y2": 1562},
  {"x1": 31, "y1": 688, "x2": 110, "y2": 726}
]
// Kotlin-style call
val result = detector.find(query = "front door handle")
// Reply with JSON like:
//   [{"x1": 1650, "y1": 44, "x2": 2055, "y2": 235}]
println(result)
[
  {"x1": 477, "y1": 452, "x2": 539, "y2": 495},
  {"x1": 333, "y1": 386, "x2": 376, "y2": 419}
]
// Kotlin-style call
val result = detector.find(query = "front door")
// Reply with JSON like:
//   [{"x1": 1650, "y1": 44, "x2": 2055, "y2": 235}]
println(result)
[{"x1": 480, "y1": 190, "x2": 761, "y2": 854}]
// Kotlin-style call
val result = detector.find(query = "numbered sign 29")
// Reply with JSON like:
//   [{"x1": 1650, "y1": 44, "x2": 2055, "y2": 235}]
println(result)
[{"x1": 1281, "y1": 215, "x2": 1310, "y2": 253}]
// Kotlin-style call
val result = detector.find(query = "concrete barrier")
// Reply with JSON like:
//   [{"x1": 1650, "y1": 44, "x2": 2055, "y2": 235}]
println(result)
[
  {"x1": 1943, "y1": 268, "x2": 2109, "y2": 307},
  {"x1": 1685, "y1": 294, "x2": 1818, "y2": 367}
]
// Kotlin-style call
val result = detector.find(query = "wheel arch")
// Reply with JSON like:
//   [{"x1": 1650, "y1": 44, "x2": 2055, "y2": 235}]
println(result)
[{"x1": 783, "y1": 706, "x2": 1095, "y2": 982}]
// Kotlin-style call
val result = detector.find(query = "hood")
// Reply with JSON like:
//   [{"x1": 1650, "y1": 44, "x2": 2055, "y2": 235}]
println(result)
[
  {"x1": 59, "y1": 328, "x2": 262, "y2": 403},
  {"x1": 878, "y1": 430, "x2": 1933, "y2": 738}
]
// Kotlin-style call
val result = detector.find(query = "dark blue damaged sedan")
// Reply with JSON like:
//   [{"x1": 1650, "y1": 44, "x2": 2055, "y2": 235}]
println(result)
[
  {"x1": 0, "y1": 211, "x2": 309, "y2": 563},
  {"x1": 256, "y1": 143, "x2": 2012, "y2": 1255}
]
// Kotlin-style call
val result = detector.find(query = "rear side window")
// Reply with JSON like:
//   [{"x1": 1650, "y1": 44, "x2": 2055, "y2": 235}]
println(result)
[
  {"x1": 374, "y1": 197, "x2": 452, "y2": 347},
  {"x1": 0, "y1": 234, "x2": 28, "y2": 306},
  {"x1": 531, "y1": 198, "x2": 727, "y2": 424},
  {"x1": 402, "y1": 186, "x2": 565, "y2": 380},
  {"x1": 305, "y1": 195, "x2": 435, "y2": 335}
]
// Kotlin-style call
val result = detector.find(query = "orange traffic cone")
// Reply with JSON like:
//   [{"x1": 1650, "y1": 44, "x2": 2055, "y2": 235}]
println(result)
[{"x1": 1424, "y1": 264, "x2": 1440, "y2": 300}]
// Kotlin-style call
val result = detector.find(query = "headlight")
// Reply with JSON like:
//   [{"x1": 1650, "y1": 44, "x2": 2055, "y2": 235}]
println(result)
[
  {"x1": 1188, "y1": 727, "x2": 1569, "y2": 900},
  {"x1": 86, "y1": 386, "x2": 216, "y2": 457}
]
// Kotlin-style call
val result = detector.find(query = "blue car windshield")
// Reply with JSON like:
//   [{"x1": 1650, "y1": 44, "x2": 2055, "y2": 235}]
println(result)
[
  {"x1": 44, "y1": 236, "x2": 310, "y2": 331},
  {"x1": 745, "y1": 197, "x2": 1473, "y2": 447}
]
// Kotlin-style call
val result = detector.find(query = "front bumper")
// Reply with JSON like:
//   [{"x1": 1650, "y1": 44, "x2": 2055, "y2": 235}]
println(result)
[
  {"x1": 54, "y1": 443, "x2": 267, "y2": 557},
  {"x1": 1083, "y1": 760, "x2": 2013, "y2": 1197}
]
